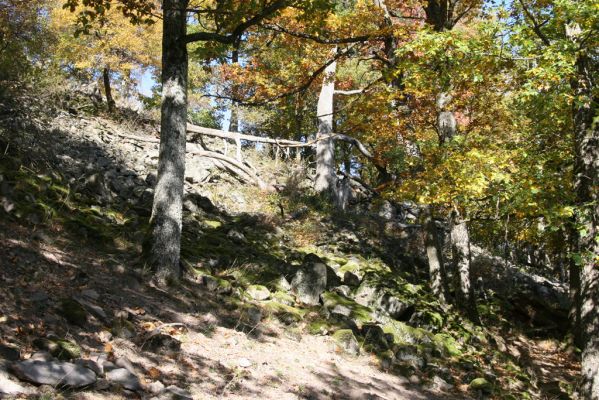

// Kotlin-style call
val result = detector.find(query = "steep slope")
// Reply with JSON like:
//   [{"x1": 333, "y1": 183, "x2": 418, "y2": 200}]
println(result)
[{"x1": 0, "y1": 93, "x2": 579, "y2": 399}]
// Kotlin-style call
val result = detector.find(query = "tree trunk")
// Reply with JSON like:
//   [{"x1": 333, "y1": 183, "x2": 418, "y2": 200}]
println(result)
[
  {"x1": 103, "y1": 67, "x2": 115, "y2": 113},
  {"x1": 436, "y1": 92, "x2": 456, "y2": 144},
  {"x1": 146, "y1": 0, "x2": 188, "y2": 285},
  {"x1": 424, "y1": 206, "x2": 448, "y2": 305},
  {"x1": 572, "y1": 51, "x2": 599, "y2": 399},
  {"x1": 450, "y1": 211, "x2": 479, "y2": 322},
  {"x1": 230, "y1": 44, "x2": 242, "y2": 161},
  {"x1": 569, "y1": 245, "x2": 582, "y2": 347},
  {"x1": 314, "y1": 54, "x2": 337, "y2": 196}
]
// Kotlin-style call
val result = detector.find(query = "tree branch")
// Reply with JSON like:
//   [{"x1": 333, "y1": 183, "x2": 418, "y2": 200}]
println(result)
[
  {"x1": 261, "y1": 23, "x2": 387, "y2": 44},
  {"x1": 518, "y1": 0, "x2": 551, "y2": 46},
  {"x1": 185, "y1": 0, "x2": 289, "y2": 44}
]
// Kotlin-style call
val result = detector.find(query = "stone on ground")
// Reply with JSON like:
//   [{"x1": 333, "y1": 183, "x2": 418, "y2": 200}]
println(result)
[
  {"x1": 106, "y1": 368, "x2": 142, "y2": 391},
  {"x1": 291, "y1": 254, "x2": 328, "y2": 305},
  {"x1": 11, "y1": 360, "x2": 96, "y2": 388},
  {"x1": 246, "y1": 285, "x2": 271, "y2": 301},
  {"x1": 332, "y1": 329, "x2": 360, "y2": 356}
]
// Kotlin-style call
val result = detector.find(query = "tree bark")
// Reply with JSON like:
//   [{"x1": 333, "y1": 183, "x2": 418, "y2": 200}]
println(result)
[
  {"x1": 436, "y1": 92, "x2": 456, "y2": 144},
  {"x1": 424, "y1": 206, "x2": 448, "y2": 305},
  {"x1": 450, "y1": 210, "x2": 479, "y2": 322},
  {"x1": 103, "y1": 66, "x2": 115, "y2": 113},
  {"x1": 314, "y1": 53, "x2": 337, "y2": 196},
  {"x1": 146, "y1": 0, "x2": 189, "y2": 285},
  {"x1": 572, "y1": 51, "x2": 599, "y2": 399},
  {"x1": 230, "y1": 44, "x2": 242, "y2": 160}
]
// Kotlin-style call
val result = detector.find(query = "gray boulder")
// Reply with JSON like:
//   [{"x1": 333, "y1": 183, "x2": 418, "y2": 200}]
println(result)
[
  {"x1": 151, "y1": 385, "x2": 193, "y2": 400},
  {"x1": 355, "y1": 274, "x2": 413, "y2": 320},
  {"x1": 291, "y1": 254, "x2": 328, "y2": 305},
  {"x1": 343, "y1": 271, "x2": 361, "y2": 287},
  {"x1": 11, "y1": 360, "x2": 97, "y2": 388},
  {"x1": 246, "y1": 285, "x2": 271, "y2": 301},
  {"x1": 106, "y1": 368, "x2": 142, "y2": 391}
]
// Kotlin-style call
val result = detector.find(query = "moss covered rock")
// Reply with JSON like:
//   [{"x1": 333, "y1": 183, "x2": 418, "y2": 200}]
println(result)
[
  {"x1": 433, "y1": 333, "x2": 462, "y2": 357},
  {"x1": 272, "y1": 291, "x2": 295, "y2": 306},
  {"x1": 246, "y1": 285, "x2": 271, "y2": 301},
  {"x1": 203, "y1": 220, "x2": 222, "y2": 229},
  {"x1": 60, "y1": 298, "x2": 87, "y2": 326},
  {"x1": 264, "y1": 301, "x2": 304, "y2": 325},
  {"x1": 202, "y1": 275, "x2": 233, "y2": 294},
  {"x1": 332, "y1": 329, "x2": 360, "y2": 355},
  {"x1": 321, "y1": 291, "x2": 374, "y2": 328},
  {"x1": 53, "y1": 339, "x2": 81, "y2": 360},
  {"x1": 470, "y1": 377, "x2": 493, "y2": 393},
  {"x1": 383, "y1": 320, "x2": 430, "y2": 345}
]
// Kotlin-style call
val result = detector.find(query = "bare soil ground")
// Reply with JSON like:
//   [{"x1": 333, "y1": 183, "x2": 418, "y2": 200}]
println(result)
[{"x1": 0, "y1": 219, "x2": 470, "y2": 400}]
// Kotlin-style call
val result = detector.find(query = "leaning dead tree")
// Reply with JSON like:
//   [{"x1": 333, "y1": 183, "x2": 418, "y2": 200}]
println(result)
[
  {"x1": 110, "y1": 122, "x2": 374, "y2": 191},
  {"x1": 187, "y1": 123, "x2": 373, "y2": 157}
]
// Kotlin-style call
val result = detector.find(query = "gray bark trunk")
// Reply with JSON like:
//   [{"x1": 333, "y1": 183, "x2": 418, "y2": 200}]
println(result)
[
  {"x1": 103, "y1": 67, "x2": 115, "y2": 113},
  {"x1": 146, "y1": 0, "x2": 188, "y2": 285},
  {"x1": 450, "y1": 211, "x2": 479, "y2": 321},
  {"x1": 230, "y1": 45, "x2": 241, "y2": 161},
  {"x1": 424, "y1": 206, "x2": 448, "y2": 305},
  {"x1": 572, "y1": 51, "x2": 599, "y2": 400},
  {"x1": 436, "y1": 92, "x2": 456, "y2": 144},
  {"x1": 314, "y1": 55, "x2": 337, "y2": 195}
]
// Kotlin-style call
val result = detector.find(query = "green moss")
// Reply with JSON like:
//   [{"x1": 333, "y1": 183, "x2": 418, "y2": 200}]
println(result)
[
  {"x1": 326, "y1": 255, "x2": 348, "y2": 266},
  {"x1": 433, "y1": 333, "x2": 462, "y2": 357},
  {"x1": 204, "y1": 220, "x2": 223, "y2": 229},
  {"x1": 272, "y1": 291, "x2": 295, "y2": 306},
  {"x1": 60, "y1": 298, "x2": 87, "y2": 326},
  {"x1": 264, "y1": 301, "x2": 305, "y2": 324},
  {"x1": 52, "y1": 339, "x2": 81, "y2": 360},
  {"x1": 469, "y1": 378, "x2": 493, "y2": 393},
  {"x1": 332, "y1": 329, "x2": 359, "y2": 355},
  {"x1": 321, "y1": 291, "x2": 374, "y2": 326},
  {"x1": 383, "y1": 320, "x2": 430, "y2": 345}
]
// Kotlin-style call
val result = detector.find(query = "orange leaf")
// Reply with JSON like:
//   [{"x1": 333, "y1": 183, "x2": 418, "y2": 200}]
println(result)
[
  {"x1": 104, "y1": 343, "x2": 113, "y2": 353},
  {"x1": 148, "y1": 367, "x2": 161, "y2": 379}
]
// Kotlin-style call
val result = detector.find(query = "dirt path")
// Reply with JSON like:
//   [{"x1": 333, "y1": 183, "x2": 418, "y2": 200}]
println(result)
[{"x1": 0, "y1": 220, "x2": 468, "y2": 400}]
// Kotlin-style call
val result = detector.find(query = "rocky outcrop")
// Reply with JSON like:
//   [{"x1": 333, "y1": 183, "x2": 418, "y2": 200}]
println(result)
[{"x1": 470, "y1": 246, "x2": 569, "y2": 332}]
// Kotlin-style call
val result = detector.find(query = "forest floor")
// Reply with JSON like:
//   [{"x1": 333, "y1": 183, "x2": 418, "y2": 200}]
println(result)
[
  {"x1": 0, "y1": 218, "x2": 462, "y2": 400},
  {"x1": 0, "y1": 92, "x2": 581, "y2": 399}
]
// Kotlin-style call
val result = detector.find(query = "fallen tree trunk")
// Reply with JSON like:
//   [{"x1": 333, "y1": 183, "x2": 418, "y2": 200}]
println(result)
[
  {"x1": 187, "y1": 123, "x2": 373, "y2": 159},
  {"x1": 110, "y1": 127, "x2": 372, "y2": 190},
  {"x1": 110, "y1": 131, "x2": 271, "y2": 190},
  {"x1": 187, "y1": 145, "x2": 271, "y2": 190},
  {"x1": 187, "y1": 124, "x2": 301, "y2": 146}
]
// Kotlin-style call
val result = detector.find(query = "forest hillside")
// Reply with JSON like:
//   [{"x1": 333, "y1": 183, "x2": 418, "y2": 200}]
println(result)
[{"x1": 0, "y1": 0, "x2": 597, "y2": 399}]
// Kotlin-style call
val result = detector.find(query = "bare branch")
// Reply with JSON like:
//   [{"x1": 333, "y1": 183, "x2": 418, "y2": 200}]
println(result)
[
  {"x1": 185, "y1": 0, "x2": 289, "y2": 44},
  {"x1": 517, "y1": 0, "x2": 551, "y2": 46},
  {"x1": 261, "y1": 23, "x2": 387, "y2": 44}
]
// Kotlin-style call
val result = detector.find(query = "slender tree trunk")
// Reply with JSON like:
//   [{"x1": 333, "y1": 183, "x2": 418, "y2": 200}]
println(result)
[
  {"x1": 230, "y1": 44, "x2": 242, "y2": 160},
  {"x1": 436, "y1": 92, "x2": 456, "y2": 144},
  {"x1": 103, "y1": 67, "x2": 115, "y2": 113},
  {"x1": 314, "y1": 54, "x2": 337, "y2": 196},
  {"x1": 569, "y1": 239, "x2": 582, "y2": 347},
  {"x1": 450, "y1": 210, "x2": 479, "y2": 322},
  {"x1": 146, "y1": 0, "x2": 188, "y2": 285},
  {"x1": 343, "y1": 143, "x2": 352, "y2": 174},
  {"x1": 572, "y1": 51, "x2": 599, "y2": 399},
  {"x1": 424, "y1": 205, "x2": 448, "y2": 305}
]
